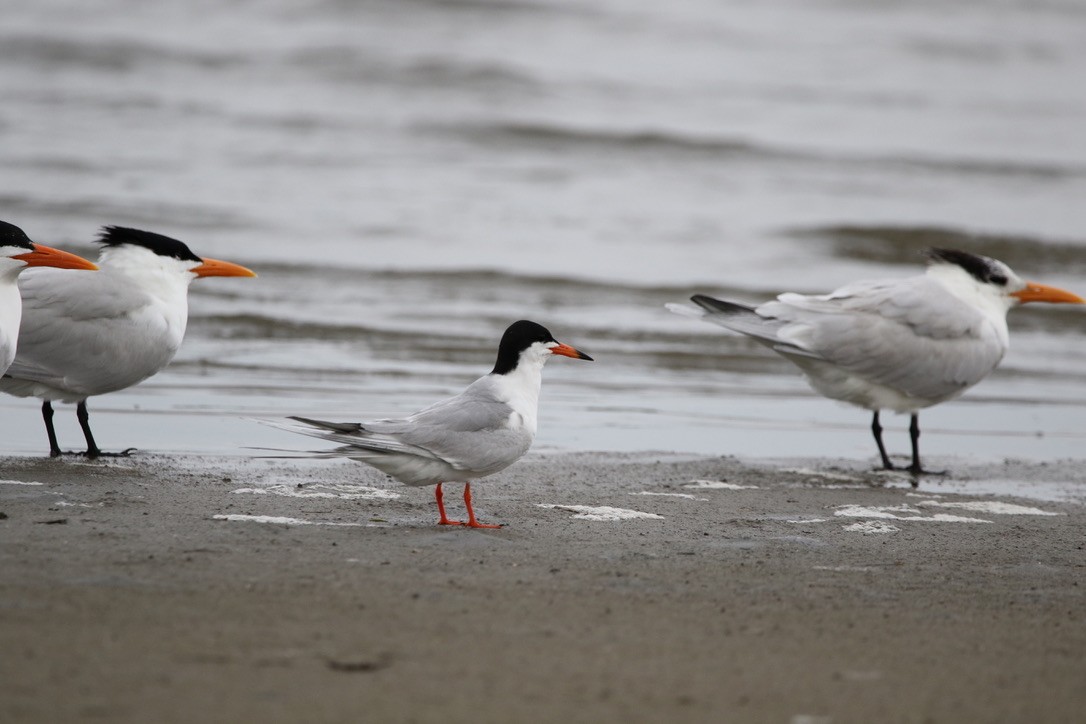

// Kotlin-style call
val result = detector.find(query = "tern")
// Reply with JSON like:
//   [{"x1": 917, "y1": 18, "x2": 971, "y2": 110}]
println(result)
[
  {"x1": 265, "y1": 320, "x2": 593, "y2": 528},
  {"x1": 669, "y1": 248, "x2": 1083, "y2": 476},
  {"x1": 1, "y1": 221, "x2": 99, "y2": 376},
  {"x1": 0, "y1": 226, "x2": 256, "y2": 458}
]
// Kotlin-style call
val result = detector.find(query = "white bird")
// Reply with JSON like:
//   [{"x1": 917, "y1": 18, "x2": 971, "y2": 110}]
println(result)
[
  {"x1": 669, "y1": 248, "x2": 1083, "y2": 476},
  {"x1": 0, "y1": 226, "x2": 256, "y2": 458},
  {"x1": 1, "y1": 221, "x2": 98, "y2": 376},
  {"x1": 265, "y1": 320, "x2": 593, "y2": 528}
]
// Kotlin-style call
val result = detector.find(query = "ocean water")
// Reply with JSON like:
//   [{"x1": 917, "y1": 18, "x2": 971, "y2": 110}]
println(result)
[{"x1": 1, "y1": 0, "x2": 1085, "y2": 465}]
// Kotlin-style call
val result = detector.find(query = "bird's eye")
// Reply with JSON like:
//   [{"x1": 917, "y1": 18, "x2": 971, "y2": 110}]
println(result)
[{"x1": 989, "y1": 273, "x2": 1008, "y2": 286}]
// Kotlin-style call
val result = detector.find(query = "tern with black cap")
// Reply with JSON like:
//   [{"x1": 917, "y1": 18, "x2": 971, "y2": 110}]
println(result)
[
  {"x1": 264, "y1": 320, "x2": 593, "y2": 528},
  {"x1": 1, "y1": 226, "x2": 256, "y2": 458},
  {"x1": 669, "y1": 249, "x2": 1083, "y2": 477}
]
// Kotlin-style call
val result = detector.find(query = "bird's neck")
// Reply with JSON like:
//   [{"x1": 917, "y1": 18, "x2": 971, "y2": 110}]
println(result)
[
  {"x1": 928, "y1": 265, "x2": 1011, "y2": 319},
  {"x1": 100, "y1": 256, "x2": 194, "y2": 307},
  {"x1": 0, "y1": 258, "x2": 25, "y2": 283},
  {"x1": 0, "y1": 280, "x2": 21, "y2": 370},
  {"x1": 491, "y1": 356, "x2": 545, "y2": 433}
]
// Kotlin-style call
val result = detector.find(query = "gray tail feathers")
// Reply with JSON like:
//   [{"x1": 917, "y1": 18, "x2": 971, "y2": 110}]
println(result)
[
  {"x1": 690, "y1": 294, "x2": 757, "y2": 315},
  {"x1": 685, "y1": 294, "x2": 795, "y2": 350},
  {"x1": 288, "y1": 416, "x2": 365, "y2": 434}
]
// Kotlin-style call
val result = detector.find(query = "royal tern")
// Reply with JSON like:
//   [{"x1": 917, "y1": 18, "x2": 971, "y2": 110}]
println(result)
[
  {"x1": 265, "y1": 320, "x2": 592, "y2": 528},
  {"x1": 1, "y1": 221, "x2": 98, "y2": 376},
  {"x1": 669, "y1": 248, "x2": 1083, "y2": 475},
  {"x1": 0, "y1": 226, "x2": 256, "y2": 458}
]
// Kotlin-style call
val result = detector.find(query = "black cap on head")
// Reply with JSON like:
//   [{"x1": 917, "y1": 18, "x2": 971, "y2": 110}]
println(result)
[
  {"x1": 0, "y1": 220, "x2": 34, "y2": 250},
  {"x1": 492, "y1": 320, "x2": 559, "y2": 375},
  {"x1": 926, "y1": 248, "x2": 1008, "y2": 286},
  {"x1": 96, "y1": 226, "x2": 202, "y2": 263}
]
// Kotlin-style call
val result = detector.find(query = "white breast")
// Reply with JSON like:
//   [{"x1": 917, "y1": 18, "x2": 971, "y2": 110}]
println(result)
[
  {"x1": 0, "y1": 276, "x2": 22, "y2": 374},
  {"x1": 487, "y1": 357, "x2": 544, "y2": 437}
]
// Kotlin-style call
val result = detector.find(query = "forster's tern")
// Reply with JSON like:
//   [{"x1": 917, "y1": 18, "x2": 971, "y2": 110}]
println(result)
[
  {"x1": 669, "y1": 248, "x2": 1083, "y2": 476},
  {"x1": 265, "y1": 320, "x2": 592, "y2": 528},
  {"x1": 1, "y1": 226, "x2": 255, "y2": 458},
  {"x1": 1, "y1": 221, "x2": 98, "y2": 376}
]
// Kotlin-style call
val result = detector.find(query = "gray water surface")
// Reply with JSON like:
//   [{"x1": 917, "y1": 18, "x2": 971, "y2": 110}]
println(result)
[{"x1": 2, "y1": 0, "x2": 1084, "y2": 465}]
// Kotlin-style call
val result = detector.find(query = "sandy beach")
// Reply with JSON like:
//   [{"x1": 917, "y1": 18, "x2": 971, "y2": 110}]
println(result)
[
  {"x1": 1, "y1": 451, "x2": 1083, "y2": 723},
  {"x1": 5, "y1": 1, "x2": 1086, "y2": 722}
]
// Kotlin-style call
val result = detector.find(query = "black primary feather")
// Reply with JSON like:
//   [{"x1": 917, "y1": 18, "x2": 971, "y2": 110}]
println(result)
[
  {"x1": 690, "y1": 295, "x2": 757, "y2": 315},
  {"x1": 288, "y1": 416, "x2": 366, "y2": 434}
]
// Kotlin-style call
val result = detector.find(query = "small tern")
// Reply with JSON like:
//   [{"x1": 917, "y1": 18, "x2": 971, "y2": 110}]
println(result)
[
  {"x1": 265, "y1": 320, "x2": 592, "y2": 528},
  {"x1": 669, "y1": 248, "x2": 1083, "y2": 476},
  {"x1": 1, "y1": 226, "x2": 256, "y2": 458},
  {"x1": 1, "y1": 221, "x2": 98, "y2": 376}
]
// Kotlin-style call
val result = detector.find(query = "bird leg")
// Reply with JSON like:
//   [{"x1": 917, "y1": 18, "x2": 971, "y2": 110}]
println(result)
[
  {"x1": 870, "y1": 411, "x2": 894, "y2": 470},
  {"x1": 77, "y1": 402, "x2": 102, "y2": 459},
  {"x1": 462, "y1": 482, "x2": 502, "y2": 529},
  {"x1": 908, "y1": 413, "x2": 921, "y2": 477},
  {"x1": 76, "y1": 402, "x2": 136, "y2": 459},
  {"x1": 907, "y1": 413, "x2": 945, "y2": 481},
  {"x1": 434, "y1": 482, "x2": 463, "y2": 526},
  {"x1": 42, "y1": 401, "x2": 62, "y2": 457}
]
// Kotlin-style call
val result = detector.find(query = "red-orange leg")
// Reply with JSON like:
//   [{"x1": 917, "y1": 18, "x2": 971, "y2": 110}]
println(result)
[
  {"x1": 462, "y1": 482, "x2": 502, "y2": 529},
  {"x1": 435, "y1": 482, "x2": 463, "y2": 526}
]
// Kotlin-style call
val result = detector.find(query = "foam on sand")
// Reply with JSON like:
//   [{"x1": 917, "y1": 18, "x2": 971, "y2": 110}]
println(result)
[
  {"x1": 780, "y1": 468, "x2": 863, "y2": 482},
  {"x1": 231, "y1": 483, "x2": 400, "y2": 500},
  {"x1": 914, "y1": 499, "x2": 1059, "y2": 516},
  {"x1": 631, "y1": 491, "x2": 707, "y2": 501},
  {"x1": 834, "y1": 504, "x2": 991, "y2": 523},
  {"x1": 213, "y1": 514, "x2": 366, "y2": 527},
  {"x1": 683, "y1": 480, "x2": 758, "y2": 490},
  {"x1": 537, "y1": 504, "x2": 664, "y2": 521},
  {"x1": 843, "y1": 520, "x2": 900, "y2": 534}
]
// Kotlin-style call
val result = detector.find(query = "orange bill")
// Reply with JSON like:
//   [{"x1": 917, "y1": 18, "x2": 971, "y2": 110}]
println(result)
[
  {"x1": 13, "y1": 244, "x2": 98, "y2": 271},
  {"x1": 550, "y1": 343, "x2": 593, "y2": 361},
  {"x1": 1011, "y1": 282, "x2": 1084, "y2": 305},
  {"x1": 191, "y1": 257, "x2": 257, "y2": 278}
]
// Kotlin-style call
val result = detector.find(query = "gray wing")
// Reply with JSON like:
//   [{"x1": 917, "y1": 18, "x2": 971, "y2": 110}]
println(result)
[
  {"x1": 4, "y1": 268, "x2": 179, "y2": 396},
  {"x1": 688, "y1": 277, "x2": 1008, "y2": 400},
  {"x1": 18, "y1": 267, "x2": 155, "y2": 322},
  {"x1": 369, "y1": 386, "x2": 527, "y2": 471},
  {"x1": 269, "y1": 384, "x2": 528, "y2": 475}
]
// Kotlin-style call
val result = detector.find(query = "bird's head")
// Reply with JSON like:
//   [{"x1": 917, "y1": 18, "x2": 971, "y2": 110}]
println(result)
[
  {"x1": 0, "y1": 220, "x2": 98, "y2": 277},
  {"x1": 925, "y1": 248, "x2": 1083, "y2": 310},
  {"x1": 492, "y1": 320, "x2": 593, "y2": 376},
  {"x1": 95, "y1": 226, "x2": 255, "y2": 281}
]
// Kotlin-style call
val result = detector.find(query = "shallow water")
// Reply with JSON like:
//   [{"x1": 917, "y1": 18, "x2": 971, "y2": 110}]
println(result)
[{"x1": 1, "y1": 0, "x2": 1085, "y2": 465}]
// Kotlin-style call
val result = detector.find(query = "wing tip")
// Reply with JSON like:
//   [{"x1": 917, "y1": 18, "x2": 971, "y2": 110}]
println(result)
[
  {"x1": 690, "y1": 294, "x2": 753, "y2": 315},
  {"x1": 288, "y1": 416, "x2": 364, "y2": 434}
]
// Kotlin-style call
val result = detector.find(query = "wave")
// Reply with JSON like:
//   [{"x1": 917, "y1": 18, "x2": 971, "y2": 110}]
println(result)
[
  {"x1": 791, "y1": 224, "x2": 1086, "y2": 271},
  {"x1": 432, "y1": 120, "x2": 765, "y2": 158},
  {"x1": 0, "y1": 194, "x2": 253, "y2": 232},
  {"x1": 0, "y1": 34, "x2": 243, "y2": 72},
  {"x1": 241, "y1": 260, "x2": 751, "y2": 300},
  {"x1": 432, "y1": 120, "x2": 1085, "y2": 180},
  {"x1": 310, "y1": 0, "x2": 583, "y2": 18},
  {"x1": 189, "y1": 313, "x2": 450, "y2": 343},
  {"x1": 288, "y1": 47, "x2": 542, "y2": 93}
]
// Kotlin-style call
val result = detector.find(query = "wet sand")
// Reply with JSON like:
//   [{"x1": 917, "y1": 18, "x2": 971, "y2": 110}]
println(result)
[{"x1": 1, "y1": 451, "x2": 1084, "y2": 723}]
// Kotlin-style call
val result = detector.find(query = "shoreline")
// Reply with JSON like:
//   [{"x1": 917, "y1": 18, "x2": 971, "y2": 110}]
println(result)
[{"x1": 2, "y1": 451, "x2": 1083, "y2": 722}]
